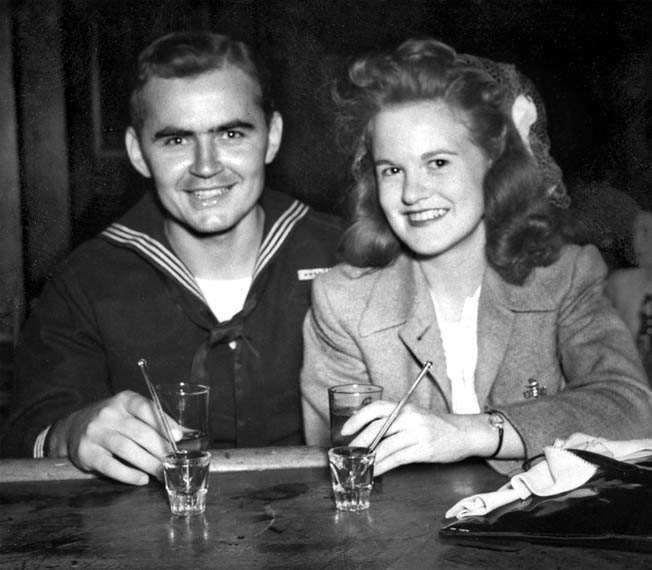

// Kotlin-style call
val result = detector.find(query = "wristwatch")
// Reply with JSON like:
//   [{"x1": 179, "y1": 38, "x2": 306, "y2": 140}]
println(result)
[{"x1": 486, "y1": 411, "x2": 505, "y2": 459}]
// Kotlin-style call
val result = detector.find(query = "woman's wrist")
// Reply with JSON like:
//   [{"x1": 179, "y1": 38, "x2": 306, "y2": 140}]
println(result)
[{"x1": 446, "y1": 413, "x2": 502, "y2": 458}]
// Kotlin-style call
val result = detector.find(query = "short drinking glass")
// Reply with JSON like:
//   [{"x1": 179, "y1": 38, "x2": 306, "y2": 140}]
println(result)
[
  {"x1": 163, "y1": 449, "x2": 212, "y2": 517},
  {"x1": 328, "y1": 446, "x2": 376, "y2": 512}
]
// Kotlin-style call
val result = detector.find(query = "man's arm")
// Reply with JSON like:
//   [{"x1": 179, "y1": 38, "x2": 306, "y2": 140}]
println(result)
[
  {"x1": 46, "y1": 390, "x2": 180, "y2": 485},
  {"x1": 0, "y1": 263, "x2": 179, "y2": 484},
  {"x1": 0, "y1": 263, "x2": 108, "y2": 458}
]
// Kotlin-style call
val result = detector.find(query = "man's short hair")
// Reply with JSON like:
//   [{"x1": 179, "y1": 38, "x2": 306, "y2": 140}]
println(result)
[{"x1": 129, "y1": 30, "x2": 275, "y2": 134}]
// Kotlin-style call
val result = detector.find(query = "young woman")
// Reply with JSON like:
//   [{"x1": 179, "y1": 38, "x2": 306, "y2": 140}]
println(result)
[{"x1": 300, "y1": 38, "x2": 652, "y2": 476}]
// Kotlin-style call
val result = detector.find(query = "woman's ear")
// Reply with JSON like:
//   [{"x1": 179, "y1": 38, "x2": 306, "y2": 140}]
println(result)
[{"x1": 511, "y1": 94, "x2": 538, "y2": 154}]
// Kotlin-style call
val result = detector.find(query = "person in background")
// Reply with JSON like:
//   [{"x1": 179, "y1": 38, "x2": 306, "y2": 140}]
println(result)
[
  {"x1": 300, "y1": 37, "x2": 652, "y2": 476},
  {"x1": 0, "y1": 31, "x2": 341, "y2": 484},
  {"x1": 606, "y1": 210, "x2": 652, "y2": 337}
]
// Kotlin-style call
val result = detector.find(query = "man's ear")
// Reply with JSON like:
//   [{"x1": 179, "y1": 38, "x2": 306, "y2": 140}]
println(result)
[
  {"x1": 511, "y1": 94, "x2": 538, "y2": 155},
  {"x1": 264, "y1": 111, "x2": 283, "y2": 165},
  {"x1": 125, "y1": 126, "x2": 152, "y2": 178}
]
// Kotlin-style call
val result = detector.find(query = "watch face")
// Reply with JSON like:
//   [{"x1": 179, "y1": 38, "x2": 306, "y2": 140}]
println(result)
[{"x1": 489, "y1": 413, "x2": 504, "y2": 428}]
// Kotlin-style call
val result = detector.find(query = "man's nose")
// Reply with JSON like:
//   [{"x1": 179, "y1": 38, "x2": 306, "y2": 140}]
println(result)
[{"x1": 190, "y1": 140, "x2": 223, "y2": 178}]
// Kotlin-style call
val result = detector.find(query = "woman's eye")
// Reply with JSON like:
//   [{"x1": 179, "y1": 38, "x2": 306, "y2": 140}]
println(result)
[
  {"x1": 381, "y1": 166, "x2": 401, "y2": 177},
  {"x1": 429, "y1": 158, "x2": 448, "y2": 168}
]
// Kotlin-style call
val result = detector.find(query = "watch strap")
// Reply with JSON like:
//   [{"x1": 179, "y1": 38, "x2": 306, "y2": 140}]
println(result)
[{"x1": 487, "y1": 411, "x2": 504, "y2": 459}]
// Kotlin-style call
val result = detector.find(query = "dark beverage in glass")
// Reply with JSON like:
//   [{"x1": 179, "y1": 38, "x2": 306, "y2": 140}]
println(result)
[
  {"x1": 328, "y1": 384, "x2": 383, "y2": 446},
  {"x1": 330, "y1": 407, "x2": 359, "y2": 446}
]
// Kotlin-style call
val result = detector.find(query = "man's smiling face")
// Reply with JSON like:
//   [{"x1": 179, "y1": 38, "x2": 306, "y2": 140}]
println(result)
[{"x1": 126, "y1": 66, "x2": 282, "y2": 239}]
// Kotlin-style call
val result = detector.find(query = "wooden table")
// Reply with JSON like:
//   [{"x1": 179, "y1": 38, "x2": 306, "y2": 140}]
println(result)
[{"x1": 0, "y1": 447, "x2": 649, "y2": 569}]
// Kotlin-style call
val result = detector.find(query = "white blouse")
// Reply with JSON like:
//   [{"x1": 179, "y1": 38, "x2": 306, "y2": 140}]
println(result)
[{"x1": 430, "y1": 287, "x2": 482, "y2": 414}]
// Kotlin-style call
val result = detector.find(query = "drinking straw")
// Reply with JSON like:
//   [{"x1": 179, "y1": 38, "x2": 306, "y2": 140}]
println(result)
[
  {"x1": 137, "y1": 358, "x2": 179, "y2": 453},
  {"x1": 368, "y1": 361, "x2": 433, "y2": 453}
]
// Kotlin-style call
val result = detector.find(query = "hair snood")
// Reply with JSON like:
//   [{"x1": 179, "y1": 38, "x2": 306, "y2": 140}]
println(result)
[{"x1": 332, "y1": 37, "x2": 565, "y2": 284}]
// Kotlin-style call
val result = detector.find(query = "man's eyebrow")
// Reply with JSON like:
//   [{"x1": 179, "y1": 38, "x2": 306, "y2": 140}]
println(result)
[
  {"x1": 208, "y1": 120, "x2": 256, "y2": 133},
  {"x1": 153, "y1": 127, "x2": 193, "y2": 140},
  {"x1": 152, "y1": 120, "x2": 257, "y2": 140}
]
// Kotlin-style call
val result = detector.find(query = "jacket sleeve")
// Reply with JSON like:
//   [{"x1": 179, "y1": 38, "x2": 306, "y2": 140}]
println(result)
[
  {"x1": 300, "y1": 272, "x2": 371, "y2": 446},
  {"x1": 493, "y1": 245, "x2": 652, "y2": 471},
  {"x1": 0, "y1": 262, "x2": 111, "y2": 457}
]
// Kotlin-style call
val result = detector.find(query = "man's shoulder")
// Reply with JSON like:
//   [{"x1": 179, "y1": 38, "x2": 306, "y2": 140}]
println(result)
[
  {"x1": 49, "y1": 196, "x2": 164, "y2": 284},
  {"x1": 259, "y1": 191, "x2": 343, "y2": 274},
  {"x1": 262, "y1": 189, "x2": 343, "y2": 237},
  {"x1": 295, "y1": 207, "x2": 343, "y2": 241},
  {"x1": 46, "y1": 235, "x2": 141, "y2": 290},
  {"x1": 62, "y1": 234, "x2": 120, "y2": 265}
]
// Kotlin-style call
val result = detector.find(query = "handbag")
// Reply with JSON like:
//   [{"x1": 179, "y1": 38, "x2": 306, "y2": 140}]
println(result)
[{"x1": 440, "y1": 450, "x2": 652, "y2": 552}]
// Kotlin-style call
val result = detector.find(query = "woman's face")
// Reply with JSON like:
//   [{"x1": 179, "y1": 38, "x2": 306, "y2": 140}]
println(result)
[{"x1": 370, "y1": 101, "x2": 491, "y2": 262}]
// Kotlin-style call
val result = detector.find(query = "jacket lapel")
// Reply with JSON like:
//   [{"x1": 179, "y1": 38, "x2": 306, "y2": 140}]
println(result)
[
  {"x1": 359, "y1": 256, "x2": 560, "y2": 412},
  {"x1": 475, "y1": 265, "x2": 558, "y2": 406},
  {"x1": 475, "y1": 268, "x2": 515, "y2": 407},
  {"x1": 359, "y1": 256, "x2": 451, "y2": 405}
]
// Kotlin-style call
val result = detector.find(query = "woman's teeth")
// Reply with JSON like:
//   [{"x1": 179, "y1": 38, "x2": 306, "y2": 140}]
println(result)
[{"x1": 408, "y1": 208, "x2": 448, "y2": 222}]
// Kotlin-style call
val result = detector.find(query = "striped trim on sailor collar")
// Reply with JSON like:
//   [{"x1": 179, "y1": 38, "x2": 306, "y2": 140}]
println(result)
[{"x1": 101, "y1": 199, "x2": 310, "y2": 302}]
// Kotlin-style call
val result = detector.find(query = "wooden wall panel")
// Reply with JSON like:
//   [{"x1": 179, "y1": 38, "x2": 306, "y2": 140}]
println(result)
[
  {"x1": 0, "y1": 0, "x2": 25, "y2": 335},
  {"x1": 14, "y1": 0, "x2": 71, "y2": 297}
]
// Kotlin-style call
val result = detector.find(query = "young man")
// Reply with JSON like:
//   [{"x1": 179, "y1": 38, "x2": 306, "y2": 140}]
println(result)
[{"x1": 0, "y1": 31, "x2": 341, "y2": 484}]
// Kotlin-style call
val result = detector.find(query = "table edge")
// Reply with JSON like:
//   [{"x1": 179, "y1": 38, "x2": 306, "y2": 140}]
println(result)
[{"x1": 0, "y1": 446, "x2": 330, "y2": 482}]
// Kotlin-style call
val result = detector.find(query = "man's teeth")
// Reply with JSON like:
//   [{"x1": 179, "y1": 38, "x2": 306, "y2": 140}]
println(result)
[
  {"x1": 409, "y1": 208, "x2": 447, "y2": 222},
  {"x1": 190, "y1": 187, "x2": 232, "y2": 199}
]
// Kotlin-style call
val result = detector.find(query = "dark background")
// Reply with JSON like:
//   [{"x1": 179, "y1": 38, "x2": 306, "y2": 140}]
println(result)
[
  {"x1": 6, "y1": 0, "x2": 652, "y2": 297},
  {"x1": 0, "y1": 0, "x2": 650, "y2": 424},
  {"x1": 65, "y1": 0, "x2": 651, "y2": 262}
]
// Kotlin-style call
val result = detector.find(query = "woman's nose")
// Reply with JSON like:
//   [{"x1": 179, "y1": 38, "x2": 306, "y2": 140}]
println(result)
[
  {"x1": 402, "y1": 173, "x2": 431, "y2": 205},
  {"x1": 190, "y1": 141, "x2": 223, "y2": 178}
]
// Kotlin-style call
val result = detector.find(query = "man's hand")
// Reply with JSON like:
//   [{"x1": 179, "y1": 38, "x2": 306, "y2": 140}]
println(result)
[{"x1": 47, "y1": 390, "x2": 182, "y2": 485}]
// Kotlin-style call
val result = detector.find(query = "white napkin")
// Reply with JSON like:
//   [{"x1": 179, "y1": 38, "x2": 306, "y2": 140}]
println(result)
[{"x1": 445, "y1": 433, "x2": 652, "y2": 520}]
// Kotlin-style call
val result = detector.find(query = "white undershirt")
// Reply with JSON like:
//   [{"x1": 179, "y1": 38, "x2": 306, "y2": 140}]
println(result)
[
  {"x1": 430, "y1": 286, "x2": 482, "y2": 414},
  {"x1": 196, "y1": 276, "x2": 252, "y2": 322}
]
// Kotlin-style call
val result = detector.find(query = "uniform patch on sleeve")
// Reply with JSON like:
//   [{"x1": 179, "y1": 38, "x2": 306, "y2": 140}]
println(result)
[{"x1": 297, "y1": 267, "x2": 332, "y2": 281}]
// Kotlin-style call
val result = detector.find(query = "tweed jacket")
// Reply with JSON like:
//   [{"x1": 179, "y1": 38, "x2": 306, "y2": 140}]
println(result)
[{"x1": 301, "y1": 244, "x2": 652, "y2": 474}]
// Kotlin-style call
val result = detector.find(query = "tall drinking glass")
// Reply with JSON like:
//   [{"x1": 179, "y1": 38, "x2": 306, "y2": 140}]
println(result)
[
  {"x1": 156, "y1": 382, "x2": 210, "y2": 450},
  {"x1": 328, "y1": 384, "x2": 383, "y2": 446}
]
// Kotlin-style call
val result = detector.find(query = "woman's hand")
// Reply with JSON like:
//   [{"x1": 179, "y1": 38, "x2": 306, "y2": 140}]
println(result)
[{"x1": 341, "y1": 401, "x2": 504, "y2": 475}]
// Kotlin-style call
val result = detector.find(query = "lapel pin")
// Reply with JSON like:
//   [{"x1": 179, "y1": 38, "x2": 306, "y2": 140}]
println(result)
[{"x1": 523, "y1": 378, "x2": 547, "y2": 399}]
